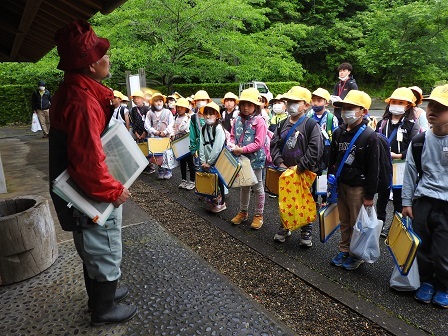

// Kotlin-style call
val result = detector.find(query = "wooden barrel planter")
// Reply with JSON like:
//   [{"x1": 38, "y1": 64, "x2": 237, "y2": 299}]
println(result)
[{"x1": 0, "y1": 196, "x2": 58, "y2": 285}]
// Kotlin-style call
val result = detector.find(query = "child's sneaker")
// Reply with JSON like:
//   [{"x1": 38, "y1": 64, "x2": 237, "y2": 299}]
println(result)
[
  {"x1": 231, "y1": 211, "x2": 248, "y2": 225},
  {"x1": 163, "y1": 170, "x2": 172, "y2": 179},
  {"x1": 179, "y1": 180, "x2": 188, "y2": 189},
  {"x1": 157, "y1": 171, "x2": 164, "y2": 179},
  {"x1": 414, "y1": 283, "x2": 435, "y2": 304},
  {"x1": 273, "y1": 227, "x2": 291, "y2": 243},
  {"x1": 250, "y1": 215, "x2": 263, "y2": 230},
  {"x1": 330, "y1": 251, "x2": 349, "y2": 267},
  {"x1": 185, "y1": 181, "x2": 195, "y2": 190},
  {"x1": 432, "y1": 290, "x2": 448, "y2": 308},
  {"x1": 211, "y1": 203, "x2": 227, "y2": 213},
  {"x1": 342, "y1": 255, "x2": 364, "y2": 271},
  {"x1": 299, "y1": 231, "x2": 313, "y2": 247}
]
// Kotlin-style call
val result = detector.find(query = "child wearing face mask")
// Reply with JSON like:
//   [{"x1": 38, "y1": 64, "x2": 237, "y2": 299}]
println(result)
[
  {"x1": 268, "y1": 95, "x2": 288, "y2": 132},
  {"x1": 230, "y1": 88, "x2": 268, "y2": 230},
  {"x1": 307, "y1": 88, "x2": 339, "y2": 207},
  {"x1": 190, "y1": 90, "x2": 212, "y2": 167},
  {"x1": 199, "y1": 102, "x2": 227, "y2": 213},
  {"x1": 145, "y1": 93, "x2": 175, "y2": 179},
  {"x1": 329, "y1": 90, "x2": 379, "y2": 271},
  {"x1": 375, "y1": 87, "x2": 421, "y2": 237},
  {"x1": 270, "y1": 86, "x2": 323, "y2": 245}
]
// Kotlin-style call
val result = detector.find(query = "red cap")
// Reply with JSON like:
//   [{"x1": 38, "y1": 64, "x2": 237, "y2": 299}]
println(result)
[{"x1": 54, "y1": 20, "x2": 110, "y2": 71}]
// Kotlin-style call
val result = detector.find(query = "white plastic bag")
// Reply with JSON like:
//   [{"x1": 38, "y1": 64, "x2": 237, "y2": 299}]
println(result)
[
  {"x1": 350, "y1": 205, "x2": 382, "y2": 263},
  {"x1": 232, "y1": 155, "x2": 257, "y2": 188},
  {"x1": 161, "y1": 149, "x2": 179, "y2": 169},
  {"x1": 31, "y1": 113, "x2": 42, "y2": 132},
  {"x1": 390, "y1": 259, "x2": 420, "y2": 291}
]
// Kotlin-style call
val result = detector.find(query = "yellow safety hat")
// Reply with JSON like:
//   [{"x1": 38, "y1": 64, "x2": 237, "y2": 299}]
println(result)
[
  {"x1": 113, "y1": 90, "x2": 124, "y2": 100},
  {"x1": 174, "y1": 98, "x2": 190, "y2": 110},
  {"x1": 385, "y1": 87, "x2": 416, "y2": 106},
  {"x1": 150, "y1": 92, "x2": 166, "y2": 104},
  {"x1": 312, "y1": 88, "x2": 331, "y2": 102},
  {"x1": 282, "y1": 86, "x2": 312, "y2": 103},
  {"x1": 221, "y1": 92, "x2": 239, "y2": 104},
  {"x1": 269, "y1": 94, "x2": 285, "y2": 104},
  {"x1": 193, "y1": 90, "x2": 211, "y2": 101},
  {"x1": 333, "y1": 90, "x2": 372, "y2": 110},
  {"x1": 239, "y1": 88, "x2": 263, "y2": 106},
  {"x1": 200, "y1": 101, "x2": 221, "y2": 118},
  {"x1": 424, "y1": 84, "x2": 448, "y2": 108},
  {"x1": 131, "y1": 90, "x2": 145, "y2": 99}
]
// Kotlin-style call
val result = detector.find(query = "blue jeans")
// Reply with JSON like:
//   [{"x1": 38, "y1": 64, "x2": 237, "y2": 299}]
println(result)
[{"x1": 73, "y1": 207, "x2": 123, "y2": 281}]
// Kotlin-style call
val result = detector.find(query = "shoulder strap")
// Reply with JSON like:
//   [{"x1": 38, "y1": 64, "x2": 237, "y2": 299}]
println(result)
[
  {"x1": 411, "y1": 131, "x2": 426, "y2": 177},
  {"x1": 336, "y1": 124, "x2": 366, "y2": 178},
  {"x1": 378, "y1": 119, "x2": 387, "y2": 134},
  {"x1": 326, "y1": 113, "x2": 334, "y2": 133},
  {"x1": 280, "y1": 115, "x2": 306, "y2": 153}
]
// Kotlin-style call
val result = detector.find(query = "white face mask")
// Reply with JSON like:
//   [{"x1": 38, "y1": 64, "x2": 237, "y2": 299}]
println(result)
[
  {"x1": 196, "y1": 101, "x2": 206, "y2": 109},
  {"x1": 272, "y1": 103, "x2": 284, "y2": 114},
  {"x1": 287, "y1": 103, "x2": 303, "y2": 116},
  {"x1": 341, "y1": 110, "x2": 361, "y2": 125},
  {"x1": 38, "y1": 86, "x2": 45, "y2": 91},
  {"x1": 389, "y1": 104, "x2": 406, "y2": 115},
  {"x1": 338, "y1": 76, "x2": 349, "y2": 81},
  {"x1": 154, "y1": 105, "x2": 163, "y2": 111},
  {"x1": 205, "y1": 117, "x2": 216, "y2": 125},
  {"x1": 168, "y1": 103, "x2": 175, "y2": 109}
]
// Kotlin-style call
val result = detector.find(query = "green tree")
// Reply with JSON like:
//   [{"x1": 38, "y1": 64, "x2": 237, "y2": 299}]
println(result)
[{"x1": 355, "y1": 0, "x2": 448, "y2": 91}]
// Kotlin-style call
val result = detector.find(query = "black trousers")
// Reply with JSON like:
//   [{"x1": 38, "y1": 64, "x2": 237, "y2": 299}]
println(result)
[
  {"x1": 376, "y1": 188, "x2": 402, "y2": 222},
  {"x1": 413, "y1": 196, "x2": 448, "y2": 291},
  {"x1": 180, "y1": 153, "x2": 195, "y2": 181}
]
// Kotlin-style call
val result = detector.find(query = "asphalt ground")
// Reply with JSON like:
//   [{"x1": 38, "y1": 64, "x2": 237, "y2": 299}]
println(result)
[{"x1": 0, "y1": 124, "x2": 444, "y2": 335}]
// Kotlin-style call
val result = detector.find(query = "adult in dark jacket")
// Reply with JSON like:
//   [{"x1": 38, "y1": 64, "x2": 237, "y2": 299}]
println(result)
[
  {"x1": 49, "y1": 20, "x2": 137, "y2": 326},
  {"x1": 31, "y1": 80, "x2": 51, "y2": 137},
  {"x1": 332, "y1": 62, "x2": 358, "y2": 125}
]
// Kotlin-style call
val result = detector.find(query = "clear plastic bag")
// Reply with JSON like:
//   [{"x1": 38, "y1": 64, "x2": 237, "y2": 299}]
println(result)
[
  {"x1": 390, "y1": 259, "x2": 420, "y2": 291},
  {"x1": 350, "y1": 205, "x2": 382, "y2": 263}
]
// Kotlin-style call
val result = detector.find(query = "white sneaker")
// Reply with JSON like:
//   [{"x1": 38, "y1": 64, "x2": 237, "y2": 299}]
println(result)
[
  {"x1": 185, "y1": 181, "x2": 195, "y2": 190},
  {"x1": 179, "y1": 180, "x2": 188, "y2": 189}
]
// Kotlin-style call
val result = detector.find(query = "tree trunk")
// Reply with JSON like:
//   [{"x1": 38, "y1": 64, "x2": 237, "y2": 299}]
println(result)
[{"x1": 0, "y1": 196, "x2": 58, "y2": 285}]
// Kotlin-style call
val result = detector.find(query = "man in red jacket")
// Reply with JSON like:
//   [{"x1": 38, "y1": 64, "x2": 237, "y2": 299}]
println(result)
[{"x1": 49, "y1": 20, "x2": 137, "y2": 325}]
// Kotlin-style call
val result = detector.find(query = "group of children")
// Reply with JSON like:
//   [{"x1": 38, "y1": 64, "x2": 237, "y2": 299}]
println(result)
[{"x1": 112, "y1": 81, "x2": 448, "y2": 309}]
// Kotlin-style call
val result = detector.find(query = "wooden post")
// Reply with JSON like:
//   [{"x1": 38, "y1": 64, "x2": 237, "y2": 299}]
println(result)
[{"x1": 0, "y1": 196, "x2": 58, "y2": 285}]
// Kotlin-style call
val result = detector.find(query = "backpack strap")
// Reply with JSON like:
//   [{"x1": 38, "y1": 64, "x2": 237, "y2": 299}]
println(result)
[
  {"x1": 336, "y1": 124, "x2": 366, "y2": 179},
  {"x1": 411, "y1": 131, "x2": 426, "y2": 178},
  {"x1": 280, "y1": 115, "x2": 306, "y2": 153},
  {"x1": 326, "y1": 113, "x2": 334, "y2": 138}
]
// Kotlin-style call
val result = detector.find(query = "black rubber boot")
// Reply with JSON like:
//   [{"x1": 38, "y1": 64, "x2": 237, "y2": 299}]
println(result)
[
  {"x1": 90, "y1": 280, "x2": 137, "y2": 326},
  {"x1": 85, "y1": 264, "x2": 129, "y2": 312}
]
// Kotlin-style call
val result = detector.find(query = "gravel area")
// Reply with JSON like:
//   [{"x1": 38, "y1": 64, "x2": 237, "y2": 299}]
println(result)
[{"x1": 130, "y1": 179, "x2": 392, "y2": 336}]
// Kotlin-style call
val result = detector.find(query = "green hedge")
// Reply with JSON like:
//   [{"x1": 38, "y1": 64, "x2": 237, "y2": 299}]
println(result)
[
  {"x1": 156, "y1": 81, "x2": 302, "y2": 98},
  {"x1": 1, "y1": 85, "x2": 35, "y2": 126},
  {"x1": 1, "y1": 81, "x2": 305, "y2": 125}
]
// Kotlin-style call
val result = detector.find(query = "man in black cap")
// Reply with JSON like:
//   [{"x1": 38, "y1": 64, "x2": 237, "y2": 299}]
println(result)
[
  {"x1": 49, "y1": 20, "x2": 137, "y2": 325},
  {"x1": 31, "y1": 80, "x2": 51, "y2": 137}
]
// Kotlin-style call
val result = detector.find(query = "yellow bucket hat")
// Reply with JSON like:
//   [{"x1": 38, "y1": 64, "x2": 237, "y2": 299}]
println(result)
[
  {"x1": 269, "y1": 94, "x2": 285, "y2": 104},
  {"x1": 193, "y1": 90, "x2": 211, "y2": 101},
  {"x1": 113, "y1": 90, "x2": 124, "y2": 100},
  {"x1": 151, "y1": 92, "x2": 166, "y2": 104},
  {"x1": 221, "y1": 92, "x2": 239, "y2": 104},
  {"x1": 200, "y1": 101, "x2": 221, "y2": 118},
  {"x1": 333, "y1": 90, "x2": 372, "y2": 110},
  {"x1": 175, "y1": 97, "x2": 190, "y2": 110},
  {"x1": 312, "y1": 88, "x2": 331, "y2": 102},
  {"x1": 131, "y1": 90, "x2": 145, "y2": 99},
  {"x1": 239, "y1": 88, "x2": 263, "y2": 106},
  {"x1": 282, "y1": 86, "x2": 312, "y2": 103},
  {"x1": 424, "y1": 84, "x2": 448, "y2": 107},
  {"x1": 385, "y1": 87, "x2": 416, "y2": 106}
]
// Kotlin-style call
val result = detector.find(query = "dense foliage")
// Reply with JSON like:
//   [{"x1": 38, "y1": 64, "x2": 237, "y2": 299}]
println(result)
[{"x1": 1, "y1": 0, "x2": 448, "y2": 122}]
